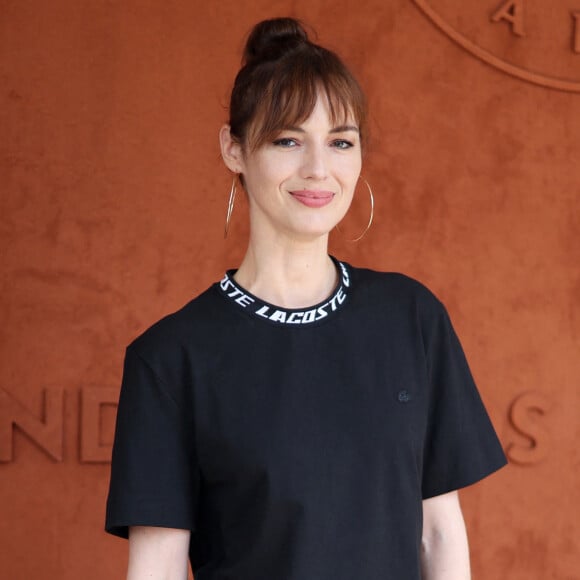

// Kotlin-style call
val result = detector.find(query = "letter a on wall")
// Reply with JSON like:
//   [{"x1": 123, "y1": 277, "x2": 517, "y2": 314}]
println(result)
[{"x1": 492, "y1": 0, "x2": 525, "y2": 37}]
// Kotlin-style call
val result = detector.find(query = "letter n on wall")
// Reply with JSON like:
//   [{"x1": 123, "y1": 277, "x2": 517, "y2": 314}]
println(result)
[{"x1": 0, "y1": 387, "x2": 64, "y2": 462}]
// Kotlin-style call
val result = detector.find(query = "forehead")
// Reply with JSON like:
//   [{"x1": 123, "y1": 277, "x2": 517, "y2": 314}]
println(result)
[{"x1": 287, "y1": 96, "x2": 357, "y2": 130}]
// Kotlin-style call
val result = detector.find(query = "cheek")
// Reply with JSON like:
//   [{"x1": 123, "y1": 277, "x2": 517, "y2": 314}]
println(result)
[
  {"x1": 243, "y1": 163, "x2": 290, "y2": 205},
  {"x1": 340, "y1": 161, "x2": 362, "y2": 196},
  {"x1": 242, "y1": 165, "x2": 274, "y2": 195},
  {"x1": 246, "y1": 157, "x2": 293, "y2": 188}
]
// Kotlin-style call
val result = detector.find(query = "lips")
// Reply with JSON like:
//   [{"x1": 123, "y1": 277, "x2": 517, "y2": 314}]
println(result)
[{"x1": 289, "y1": 190, "x2": 335, "y2": 208}]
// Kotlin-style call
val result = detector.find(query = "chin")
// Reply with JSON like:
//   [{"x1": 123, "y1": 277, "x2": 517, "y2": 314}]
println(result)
[{"x1": 288, "y1": 218, "x2": 340, "y2": 240}]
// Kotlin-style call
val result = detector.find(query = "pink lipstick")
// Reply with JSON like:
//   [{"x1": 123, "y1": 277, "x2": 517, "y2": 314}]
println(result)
[{"x1": 290, "y1": 190, "x2": 334, "y2": 208}]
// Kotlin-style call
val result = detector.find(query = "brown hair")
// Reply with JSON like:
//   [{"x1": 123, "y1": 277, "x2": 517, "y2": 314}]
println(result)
[{"x1": 228, "y1": 18, "x2": 367, "y2": 150}]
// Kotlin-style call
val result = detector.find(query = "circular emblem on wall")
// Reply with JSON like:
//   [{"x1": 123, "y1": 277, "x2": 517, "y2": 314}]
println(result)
[{"x1": 413, "y1": 0, "x2": 580, "y2": 92}]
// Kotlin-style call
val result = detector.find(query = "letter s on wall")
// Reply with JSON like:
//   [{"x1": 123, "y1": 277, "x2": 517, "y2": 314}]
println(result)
[{"x1": 506, "y1": 391, "x2": 552, "y2": 465}]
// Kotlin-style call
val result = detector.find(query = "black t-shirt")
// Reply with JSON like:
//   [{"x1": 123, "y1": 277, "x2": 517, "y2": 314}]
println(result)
[{"x1": 105, "y1": 259, "x2": 506, "y2": 579}]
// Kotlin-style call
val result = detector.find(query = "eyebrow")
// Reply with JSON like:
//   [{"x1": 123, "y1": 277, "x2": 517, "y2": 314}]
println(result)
[
  {"x1": 331, "y1": 125, "x2": 359, "y2": 134},
  {"x1": 282, "y1": 125, "x2": 360, "y2": 134}
]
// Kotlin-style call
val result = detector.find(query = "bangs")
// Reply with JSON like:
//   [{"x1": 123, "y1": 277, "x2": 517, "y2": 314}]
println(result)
[{"x1": 244, "y1": 48, "x2": 367, "y2": 150}]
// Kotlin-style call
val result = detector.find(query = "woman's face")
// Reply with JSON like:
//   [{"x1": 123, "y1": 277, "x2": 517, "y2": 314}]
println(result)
[{"x1": 223, "y1": 95, "x2": 362, "y2": 241}]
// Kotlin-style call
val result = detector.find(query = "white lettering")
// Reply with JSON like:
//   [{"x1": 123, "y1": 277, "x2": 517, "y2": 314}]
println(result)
[
  {"x1": 303, "y1": 309, "x2": 317, "y2": 323},
  {"x1": 227, "y1": 287, "x2": 245, "y2": 300},
  {"x1": 255, "y1": 305, "x2": 270, "y2": 318},
  {"x1": 235, "y1": 294, "x2": 254, "y2": 307},
  {"x1": 340, "y1": 263, "x2": 350, "y2": 287},
  {"x1": 269, "y1": 310, "x2": 287, "y2": 323},
  {"x1": 219, "y1": 275, "x2": 232, "y2": 292},
  {"x1": 328, "y1": 294, "x2": 339, "y2": 311},
  {"x1": 220, "y1": 277, "x2": 253, "y2": 307},
  {"x1": 222, "y1": 262, "x2": 350, "y2": 325},
  {"x1": 286, "y1": 312, "x2": 304, "y2": 324},
  {"x1": 316, "y1": 306, "x2": 328, "y2": 320}
]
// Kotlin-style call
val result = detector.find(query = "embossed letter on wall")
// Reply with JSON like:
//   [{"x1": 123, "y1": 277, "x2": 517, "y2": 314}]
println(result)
[
  {"x1": 412, "y1": 1, "x2": 580, "y2": 92},
  {"x1": 506, "y1": 391, "x2": 552, "y2": 465},
  {"x1": 0, "y1": 387, "x2": 117, "y2": 464},
  {"x1": 0, "y1": 388, "x2": 64, "y2": 462},
  {"x1": 491, "y1": 0, "x2": 525, "y2": 37}
]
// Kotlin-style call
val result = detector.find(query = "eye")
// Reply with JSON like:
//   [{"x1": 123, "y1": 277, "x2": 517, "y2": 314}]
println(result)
[
  {"x1": 331, "y1": 139, "x2": 355, "y2": 150},
  {"x1": 272, "y1": 137, "x2": 299, "y2": 148}
]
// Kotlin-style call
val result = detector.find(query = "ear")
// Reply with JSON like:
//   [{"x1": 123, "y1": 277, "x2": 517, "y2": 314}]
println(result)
[{"x1": 219, "y1": 124, "x2": 245, "y2": 174}]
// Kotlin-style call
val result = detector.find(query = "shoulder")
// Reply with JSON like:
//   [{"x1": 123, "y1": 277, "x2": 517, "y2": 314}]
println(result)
[
  {"x1": 348, "y1": 263, "x2": 446, "y2": 316},
  {"x1": 344, "y1": 263, "x2": 456, "y2": 350},
  {"x1": 127, "y1": 284, "x2": 222, "y2": 364}
]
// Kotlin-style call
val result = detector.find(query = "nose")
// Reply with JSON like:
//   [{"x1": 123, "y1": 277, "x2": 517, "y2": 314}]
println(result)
[{"x1": 300, "y1": 144, "x2": 328, "y2": 180}]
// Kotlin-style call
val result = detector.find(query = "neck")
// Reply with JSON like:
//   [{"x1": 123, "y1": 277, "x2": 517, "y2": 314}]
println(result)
[{"x1": 234, "y1": 233, "x2": 338, "y2": 309}]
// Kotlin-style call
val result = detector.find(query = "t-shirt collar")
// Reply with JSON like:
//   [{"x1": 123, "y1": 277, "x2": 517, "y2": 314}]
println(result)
[{"x1": 217, "y1": 257, "x2": 351, "y2": 326}]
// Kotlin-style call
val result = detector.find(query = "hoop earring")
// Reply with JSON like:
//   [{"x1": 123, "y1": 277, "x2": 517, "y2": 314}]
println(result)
[
  {"x1": 336, "y1": 177, "x2": 375, "y2": 242},
  {"x1": 224, "y1": 176, "x2": 238, "y2": 239}
]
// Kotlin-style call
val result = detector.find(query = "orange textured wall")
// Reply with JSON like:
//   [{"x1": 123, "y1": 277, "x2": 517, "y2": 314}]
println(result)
[{"x1": 1, "y1": 1, "x2": 579, "y2": 578}]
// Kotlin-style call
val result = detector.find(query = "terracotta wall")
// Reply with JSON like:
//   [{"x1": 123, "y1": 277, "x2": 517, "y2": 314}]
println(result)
[{"x1": 1, "y1": 1, "x2": 578, "y2": 578}]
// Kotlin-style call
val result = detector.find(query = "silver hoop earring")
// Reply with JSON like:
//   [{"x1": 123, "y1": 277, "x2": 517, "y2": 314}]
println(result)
[
  {"x1": 336, "y1": 177, "x2": 375, "y2": 242},
  {"x1": 224, "y1": 176, "x2": 238, "y2": 239}
]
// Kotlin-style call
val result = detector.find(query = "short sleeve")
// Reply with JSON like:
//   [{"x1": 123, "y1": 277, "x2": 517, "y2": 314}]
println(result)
[
  {"x1": 421, "y1": 303, "x2": 507, "y2": 499},
  {"x1": 105, "y1": 346, "x2": 200, "y2": 538}
]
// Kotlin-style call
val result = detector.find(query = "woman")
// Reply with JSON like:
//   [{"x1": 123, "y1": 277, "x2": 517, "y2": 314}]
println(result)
[{"x1": 106, "y1": 17, "x2": 506, "y2": 580}]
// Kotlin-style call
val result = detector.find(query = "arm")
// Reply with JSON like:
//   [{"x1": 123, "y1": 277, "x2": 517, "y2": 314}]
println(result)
[
  {"x1": 127, "y1": 526, "x2": 190, "y2": 580},
  {"x1": 420, "y1": 491, "x2": 471, "y2": 580}
]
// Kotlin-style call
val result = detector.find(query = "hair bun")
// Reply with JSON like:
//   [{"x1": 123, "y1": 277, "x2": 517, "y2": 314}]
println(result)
[{"x1": 243, "y1": 18, "x2": 309, "y2": 65}]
